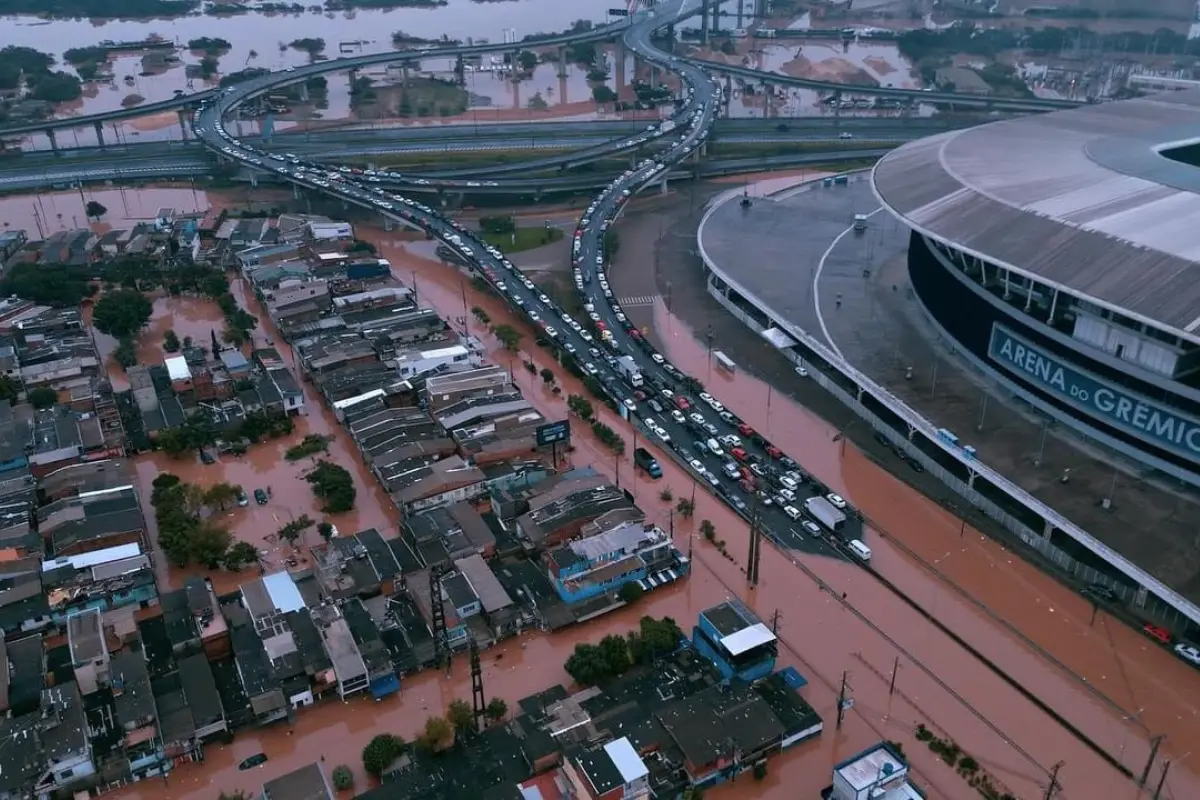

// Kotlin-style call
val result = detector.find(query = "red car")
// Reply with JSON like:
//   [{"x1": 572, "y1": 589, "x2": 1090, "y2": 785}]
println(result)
[
  {"x1": 633, "y1": 390, "x2": 646, "y2": 401},
  {"x1": 738, "y1": 423, "x2": 755, "y2": 437},
  {"x1": 731, "y1": 447, "x2": 748, "y2": 462},
  {"x1": 766, "y1": 445, "x2": 782, "y2": 459},
  {"x1": 674, "y1": 396, "x2": 691, "y2": 411},
  {"x1": 629, "y1": 328, "x2": 642, "y2": 339},
  {"x1": 1143, "y1": 624, "x2": 1172, "y2": 645}
]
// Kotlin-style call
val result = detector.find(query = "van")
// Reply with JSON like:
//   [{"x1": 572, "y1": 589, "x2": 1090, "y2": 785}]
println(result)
[{"x1": 848, "y1": 540, "x2": 872, "y2": 562}]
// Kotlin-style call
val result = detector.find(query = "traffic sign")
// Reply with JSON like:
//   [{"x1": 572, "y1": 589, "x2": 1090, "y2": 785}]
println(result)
[{"x1": 608, "y1": 8, "x2": 629, "y2": 15}]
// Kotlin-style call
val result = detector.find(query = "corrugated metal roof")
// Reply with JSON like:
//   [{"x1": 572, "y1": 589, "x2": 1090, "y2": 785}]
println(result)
[{"x1": 873, "y1": 88, "x2": 1200, "y2": 341}]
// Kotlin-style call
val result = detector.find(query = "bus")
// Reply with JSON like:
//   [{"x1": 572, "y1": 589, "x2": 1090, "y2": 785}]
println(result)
[{"x1": 714, "y1": 350, "x2": 736, "y2": 373}]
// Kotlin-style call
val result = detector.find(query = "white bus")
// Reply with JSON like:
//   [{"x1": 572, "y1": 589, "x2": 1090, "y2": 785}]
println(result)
[{"x1": 714, "y1": 350, "x2": 736, "y2": 373}]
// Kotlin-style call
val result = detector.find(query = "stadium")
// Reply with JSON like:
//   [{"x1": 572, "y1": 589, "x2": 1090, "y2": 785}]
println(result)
[{"x1": 872, "y1": 89, "x2": 1200, "y2": 489}]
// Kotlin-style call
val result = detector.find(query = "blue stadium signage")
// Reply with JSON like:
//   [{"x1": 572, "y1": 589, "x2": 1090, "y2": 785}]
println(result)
[{"x1": 988, "y1": 324, "x2": 1200, "y2": 460}]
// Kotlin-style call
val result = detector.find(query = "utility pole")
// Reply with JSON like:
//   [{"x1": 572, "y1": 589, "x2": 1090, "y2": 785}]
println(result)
[
  {"x1": 1153, "y1": 761, "x2": 1171, "y2": 800},
  {"x1": 836, "y1": 671, "x2": 850, "y2": 730},
  {"x1": 889, "y1": 656, "x2": 899, "y2": 696},
  {"x1": 771, "y1": 608, "x2": 780, "y2": 635},
  {"x1": 1140, "y1": 735, "x2": 1164, "y2": 786},
  {"x1": 745, "y1": 493, "x2": 762, "y2": 587},
  {"x1": 470, "y1": 639, "x2": 486, "y2": 733},
  {"x1": 1044, "y1": 761, "x2": 1063, "y2": 800}
]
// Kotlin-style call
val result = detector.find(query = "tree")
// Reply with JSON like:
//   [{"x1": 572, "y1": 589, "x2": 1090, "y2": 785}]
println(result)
[
  {"x1": 516, "y1": 50, "x2": 538, "y2": 71},
  {"x1": 492, "y1": 323, "x2": 522, "y2": 353},
  {"x1": 222, "y1": 325, "x2": 248, "y2": 347},
  {"x1": 203, "y1": 482, "x2": 241, "y2": 511},
  {"x1": 163, "y1": 329, "x2": 181, "y2": 353},
  {"x1": 223, "y1": 541, "x2": 259, "y2": 571},
  {"x1": 564, "y1": 643, "x2": 611, "y2": 687},
  {"x1": 27, "y1": 386, "x2": 57, "y2": 409},
  {"x1": 700, "y1": 519, "x2": 716, "y2": 541},
  {"x1": 659, "y1": 488, "x2": 674, "y2": 502},
  {"x1": 618, "y1": 581, "x2": 644, "y2": 604},
  {"x1": 675, "y1": 498, "x2": 695, "y2": 519},
  {"x1": 598, "y1": 633, "x2": 631, "y2": 676},
  {"x1": 0, "y1": 375, "x2": 18, "y2": 403},
  {"x1": 114, "y1": 337, "x2": 137, "y2": 368},
  {"x1": 189, "y1": 521, "x2": 233, "y2": 569},
  {"x1": 484, "y1": 697, "x2": 508, "y2": 723},
  {"x1": 416, "y1": 715, "x2": 453, "y2": 753},
  {"x1": 540, "y1": 367, "x2": 555, "y2": 385},
  {"x1": 592, "y1": 85, "x2": 617, "y2": 104},
  {"x1": 85, "y1": 200, "x2": 107, "y2": 220},
  {"x1": 362, "y1": 733, "x2": 405, "y2": 777},
  {"x1": 317, "y1": 521, "x2": 334, "y2": 541},
  {"x1": 752, "y1": 761, "x2": 768, "y2": 780},
  {"x1": 92, "y1": 290, "x2": 152, "y2": 339},
  {"x1": 305, "y1": 461, "x2": 356, "y2": 513},
  {"x1": 447, "y1": 699, "x2": 475, "y2": 734},
  {"x1": 331, "y1": 765, "x2": 354, "y2": 791},
  {"x1": 628, "y1": 616, "x2": 683, "y2": 664}
]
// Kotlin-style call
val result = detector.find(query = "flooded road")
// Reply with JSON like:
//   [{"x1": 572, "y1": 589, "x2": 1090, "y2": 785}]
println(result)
[{"x1": 105, "y1": 230, "x2": 1193, "y2": 800}]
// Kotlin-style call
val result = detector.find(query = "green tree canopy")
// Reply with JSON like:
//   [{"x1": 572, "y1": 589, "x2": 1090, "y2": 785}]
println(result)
[
  {"x1": 362, "y1": 733, "x2": 405, "y2": 777},
  {"x1": 447, "y1": 699, "x2": 475, "y2": 734},
  {"x1": 27, "y1": 386, "x2": 58, "y2": 409},
  {"x1": 92, "y1": 290, "x2": 152, "y2": 338},
  {"x1": 85, "y1": 200, "x2": 107, "y2": 219},
  {"x1": 305, "y1": 460, "x2": 356, "y2": 513}
]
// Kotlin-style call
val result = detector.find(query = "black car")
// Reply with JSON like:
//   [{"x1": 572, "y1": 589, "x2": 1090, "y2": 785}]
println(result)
[
  {"x1": 1082, "y1": 583, "x2": 1120, "y2": 604},
  {"x1": 239, "y1": 753, "x2": 268, "y2": 770},
  {"x1": 199, "y1": 450, "x2": 216, "y2": 465}
]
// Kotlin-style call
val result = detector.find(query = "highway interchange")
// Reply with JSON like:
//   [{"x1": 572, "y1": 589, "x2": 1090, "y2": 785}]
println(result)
[{"x1": 189, "y1": 0, "x2": 870, "y2": 564}]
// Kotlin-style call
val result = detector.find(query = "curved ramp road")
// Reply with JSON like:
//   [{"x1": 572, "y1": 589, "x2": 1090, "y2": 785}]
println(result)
[{"x1": 177, "y1": 2, "x2": 1193, "y2": 798}]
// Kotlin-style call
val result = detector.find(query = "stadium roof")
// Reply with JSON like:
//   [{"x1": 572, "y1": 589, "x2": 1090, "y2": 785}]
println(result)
[{"x1": 872, "y1": 89, "x2": 1200, "y2": 343}]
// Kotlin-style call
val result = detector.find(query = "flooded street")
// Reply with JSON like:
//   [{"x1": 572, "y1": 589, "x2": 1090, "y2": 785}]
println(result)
[{"x1": 97, "y1": 225, "x2": 1195, "y2": 800}]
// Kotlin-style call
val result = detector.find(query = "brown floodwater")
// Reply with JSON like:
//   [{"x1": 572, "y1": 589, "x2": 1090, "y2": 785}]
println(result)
[{"x1": 102, "y1": 222, "x2": 1199, "y2": 800}]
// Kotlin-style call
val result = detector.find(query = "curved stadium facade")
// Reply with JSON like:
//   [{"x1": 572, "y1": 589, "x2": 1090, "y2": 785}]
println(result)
[{"x1": 873, "y1": 89, "x2": 1200, "y2": 488}]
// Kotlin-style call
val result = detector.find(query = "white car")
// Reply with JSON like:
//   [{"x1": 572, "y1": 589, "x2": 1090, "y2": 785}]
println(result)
[
  {"x1": 801, "y1": 520, "x2": 822, "y2": 537},
  {"x1": 720, "y1": 434, "x2": 741, "y2": 448},
  {"x1": 623, "y1": 398, "x2": 637, "y2": 411},
  {"x1": 655, "y1": 428, "x2": 671, "y2": 443},
  {"x1": 1175, "y1": 643, "x2": 1200, "y2": 666},
  {"x1": 544, "y1": 326, "x2": 558, "y2": 338},
  {"x1": 661, "y1": 388, "x2": 674, "y2": 400},
  {"x1": 585, "y1": 363, "x2": 599, "y2": 375},
  {"x1": 670, "y1": 410, "x2": 686, "y2": 423},
  {"x1": 687, "y1": 458, "x2": 706, "y2": 473},
  {"x1": 826, "y1": 493, "x2": 847, "y2": 509},
  {"x1": 795, "y1": 365, "x2": 809, "y2": 378},
  {"x1": 700, "y1": 392, "x2": 725, "y2": 413},
  {"x1": 783, "y1": 505, "x2": 802, "y2": 521},
  {"x1": 651, "y1": 353, "x2": 665, "y2": 364}
]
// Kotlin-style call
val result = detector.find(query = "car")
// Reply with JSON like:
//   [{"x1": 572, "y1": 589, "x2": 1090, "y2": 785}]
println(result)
[
  {"x1": 239, "y1": 753, "x2": 268, "y2": 770},
  {"x1": 766, "y1": 445, "x2": 782, "y2": 459},
  {"x1": 648, "y1": 399, "x2": 664, "y2": 413},
  {"x1": 585, "y1": 363, "x2": 599, "y2": 375},
  {"x1": 1175, "y1": 643, "x2": 1200, "y2": 666},
  {"x1": 801, "y1": 520, "x2": 822, "y2": 537},
  {"x1": 651, "y1": 353, "x2": 665, "y2": 364},
  {"x1": 671, "y1": 410, "x2": 686, "y2": 424},
  {"x1": 839, "y1": 131, "x2": 854, "y2": 139},
  {"x1": 783, "y1": 505, "x2": 802, "y2": 521},
  {"x1": 661, "y1": 388, "x2": 674, "y2": 400},
  {"x1": 236, "y1": 491, "x2": 249, "y2": 508},
  {"x1": 254, "y1": 488, "x2": 269, "y2": 505},
  {"x1": 737, "y1": 423, "x2": 755, "y2": 437},
  {"x1": 564, "y1": 343, "x2": 577, "y2": 354},
  {"x1": 688, "y1": 458, "x2": 706, "y2": 473},
  {"x1": 731, "y1": 447, "x2": 748, "y2": 462},
  {"x1": 674, "y1": 396, "x2": 691, "y2": 411},
  {"x1": 655, "y1": 428, "x2": 671, "y2": 443},
  {"x1": 795, "y1": 365, "x2": 809, "y2": 378},
  {"x1": 730, "y1": 496, "x2": 748, "y2": 513},
  {"x1": 826, "y1": 493, "x2": 847, "y2": 509},
  {"x1": 1143, "y1": 623, "x2": 1172, "y2": 645},
  {"x1": 749, "y1": 462, "x2": 766, "y2": 477},
  {"x1": 720, "y1": 434, "x2": 742, "y2": 448},
  {"x1": 623, "y1": 398, "x2": 637, "y2": 411},
  {"x1": 718, "y1": 410, "x2": 737, "y2": 425},
  {"x1": 722, "y1": 461, "x2": 741, "y2": 479}
]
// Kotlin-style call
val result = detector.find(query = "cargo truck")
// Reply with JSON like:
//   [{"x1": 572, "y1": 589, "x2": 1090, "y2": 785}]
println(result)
[
  {"x1": 634, "y1": 447, "x2": 662, "y2": 479},
  {"x1": 616, "y1": 355, "x2": 644, "y2": 388},
  {"x1": 804, "y1": 496, "x2": 846, "y2": 532}
]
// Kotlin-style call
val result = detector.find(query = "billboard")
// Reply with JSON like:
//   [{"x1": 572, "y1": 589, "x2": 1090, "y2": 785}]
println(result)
[
  {"x1": 536, "y1": 420, "x2": 572, "y2": 447},
  {"x1": 988, "y1": 323, "x2": 1200, "y2": 462}
]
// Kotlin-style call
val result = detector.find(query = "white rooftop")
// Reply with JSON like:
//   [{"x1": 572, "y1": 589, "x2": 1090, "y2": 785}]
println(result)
[
  {"x1": 165, "y1": 355, "x2": 190, "y2": 382},
  {"x1": 263, "y1": 571, "x2": 306, "y2": 613},
  {"x1": 720, "y1": 622, "x2": 776, "y2": 656},
  {"x1": 836, "y1": 743, "x2": 911, "y2": 794},
  {"x1": 603, "y1": 737, "x2": 648, "y2": 785},
  {"x1": 42, "y1": 542, "x2": 141, "y2": 572}
]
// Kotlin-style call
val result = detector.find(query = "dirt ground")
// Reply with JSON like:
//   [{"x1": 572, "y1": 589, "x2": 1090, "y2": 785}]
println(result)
[{"x1": 780, "y1": 54, "x2": 879, "y2": 85}]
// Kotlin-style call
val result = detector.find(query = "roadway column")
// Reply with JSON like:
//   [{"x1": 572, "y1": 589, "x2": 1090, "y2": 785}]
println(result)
[
  {"x1": 700, "y1": 0, "x2": 709, "y2": 44},
  {"x1": 615, "y1": 42, "x2": 626, "y2": 90},
  {"x1": 178, "y1": 109, "x2": 190, "y2": 140},
  {"x1": 557, "y1": 47, "x2": 568, "y2": 79},
  {"x1": 93, "y1": 121, "x2": 105, "y2": 147},
  {"x1": 46, "y1": 128, "x2": 57, "y2": 152},
  {"x1": 712, "y1": 0, "x2": 721, "y2": 35}
]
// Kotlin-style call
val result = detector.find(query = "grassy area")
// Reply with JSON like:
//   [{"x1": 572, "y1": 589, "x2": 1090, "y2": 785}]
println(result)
[
  {"x1": 481, "y1": 225, "x2": 563, "y2": 254},
  {"x1": 394, "y1": 77, "x2": 469, "y2": 117},
  {"x1": 359, "y1": 148, "x2": 577, "y2": 169},
  {"x1": 708, "y1": 140, "x2": 900, "y2": 159}
]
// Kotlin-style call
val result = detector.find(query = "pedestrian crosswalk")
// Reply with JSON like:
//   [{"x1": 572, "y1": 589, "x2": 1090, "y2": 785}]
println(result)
[{"x1": 618, "y1": 294, "x2": 661, "y2": 307}]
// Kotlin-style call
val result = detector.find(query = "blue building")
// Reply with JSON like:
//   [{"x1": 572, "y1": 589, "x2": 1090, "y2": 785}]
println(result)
[
  {"x1": 544, "y1": 521, "x2": 683, "y2": 605},
  {"x1": 692, "y1": 600, "x2": 778, "y2": 683}
]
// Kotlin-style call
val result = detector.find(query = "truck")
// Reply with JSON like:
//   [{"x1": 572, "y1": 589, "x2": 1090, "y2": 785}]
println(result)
[
  {"x1": 634, "y1": 447, "x2": 662, "y2": 479},
  {"x1": 659, "y1": 119, "x2": 676, "y2": 135},
  {"x1": 804, "y1": 496, "x2": 846, "y2": 532},
  {"x1": 616, "y1": 355, "x2": 644, "y2": 388}
]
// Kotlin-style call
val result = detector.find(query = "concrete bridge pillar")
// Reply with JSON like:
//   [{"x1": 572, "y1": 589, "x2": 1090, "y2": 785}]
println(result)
[
  {"x1": 348, "y1": 68, "x2": 359, "y2": 88},
  {"x1": 293, "y1": 182, "x2": 301, "y2": 199},
  {"x1": 383, "y1": 216, "x2": 394, "y2": 232},
  {"x1": 402, "y1": 65, "x2": 410, "y2": 89},
  {"x1": 510, "y1": 51, "x2": 520, "y2": 82},
  {"x1": 558, "y1": 47, "x2": 568, "y2": 79},
  {"x1": 46, "y1": 128, "x2": 57, "y2": 151},
  {"x1": 650, "y1": 65, "x2": 658, "y2": 90},
  {"x1": 1042, "y1": 520, "x2": 1053, "y2": 540},
  {"x1": 615, "y1": 42, "x2": 626, "y2": 89},
  {"x1": 737, "y1": 0, "x2": 744, "y2": 28},
  {"x1": 249, "y1": 172, "x2": 258, "y2": 188},
  {"x1": 700, "y1": 0, "x2": 709, "y2": 44},
  {"x1": 178, "y1": 109, "x2": 190, "y2": 139},
  {"x1": 712, "y1": 0, "x2": 721, "y2": 34},
  {"x1": 659, "y1": 177, "x2": 668, "y2": 195},
  {"x1": 93, "y1": 121, "x2": 105, "y2": 148},
  {"x1": 299, "y1": 81, "x2": 310, "y2": 102}
]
